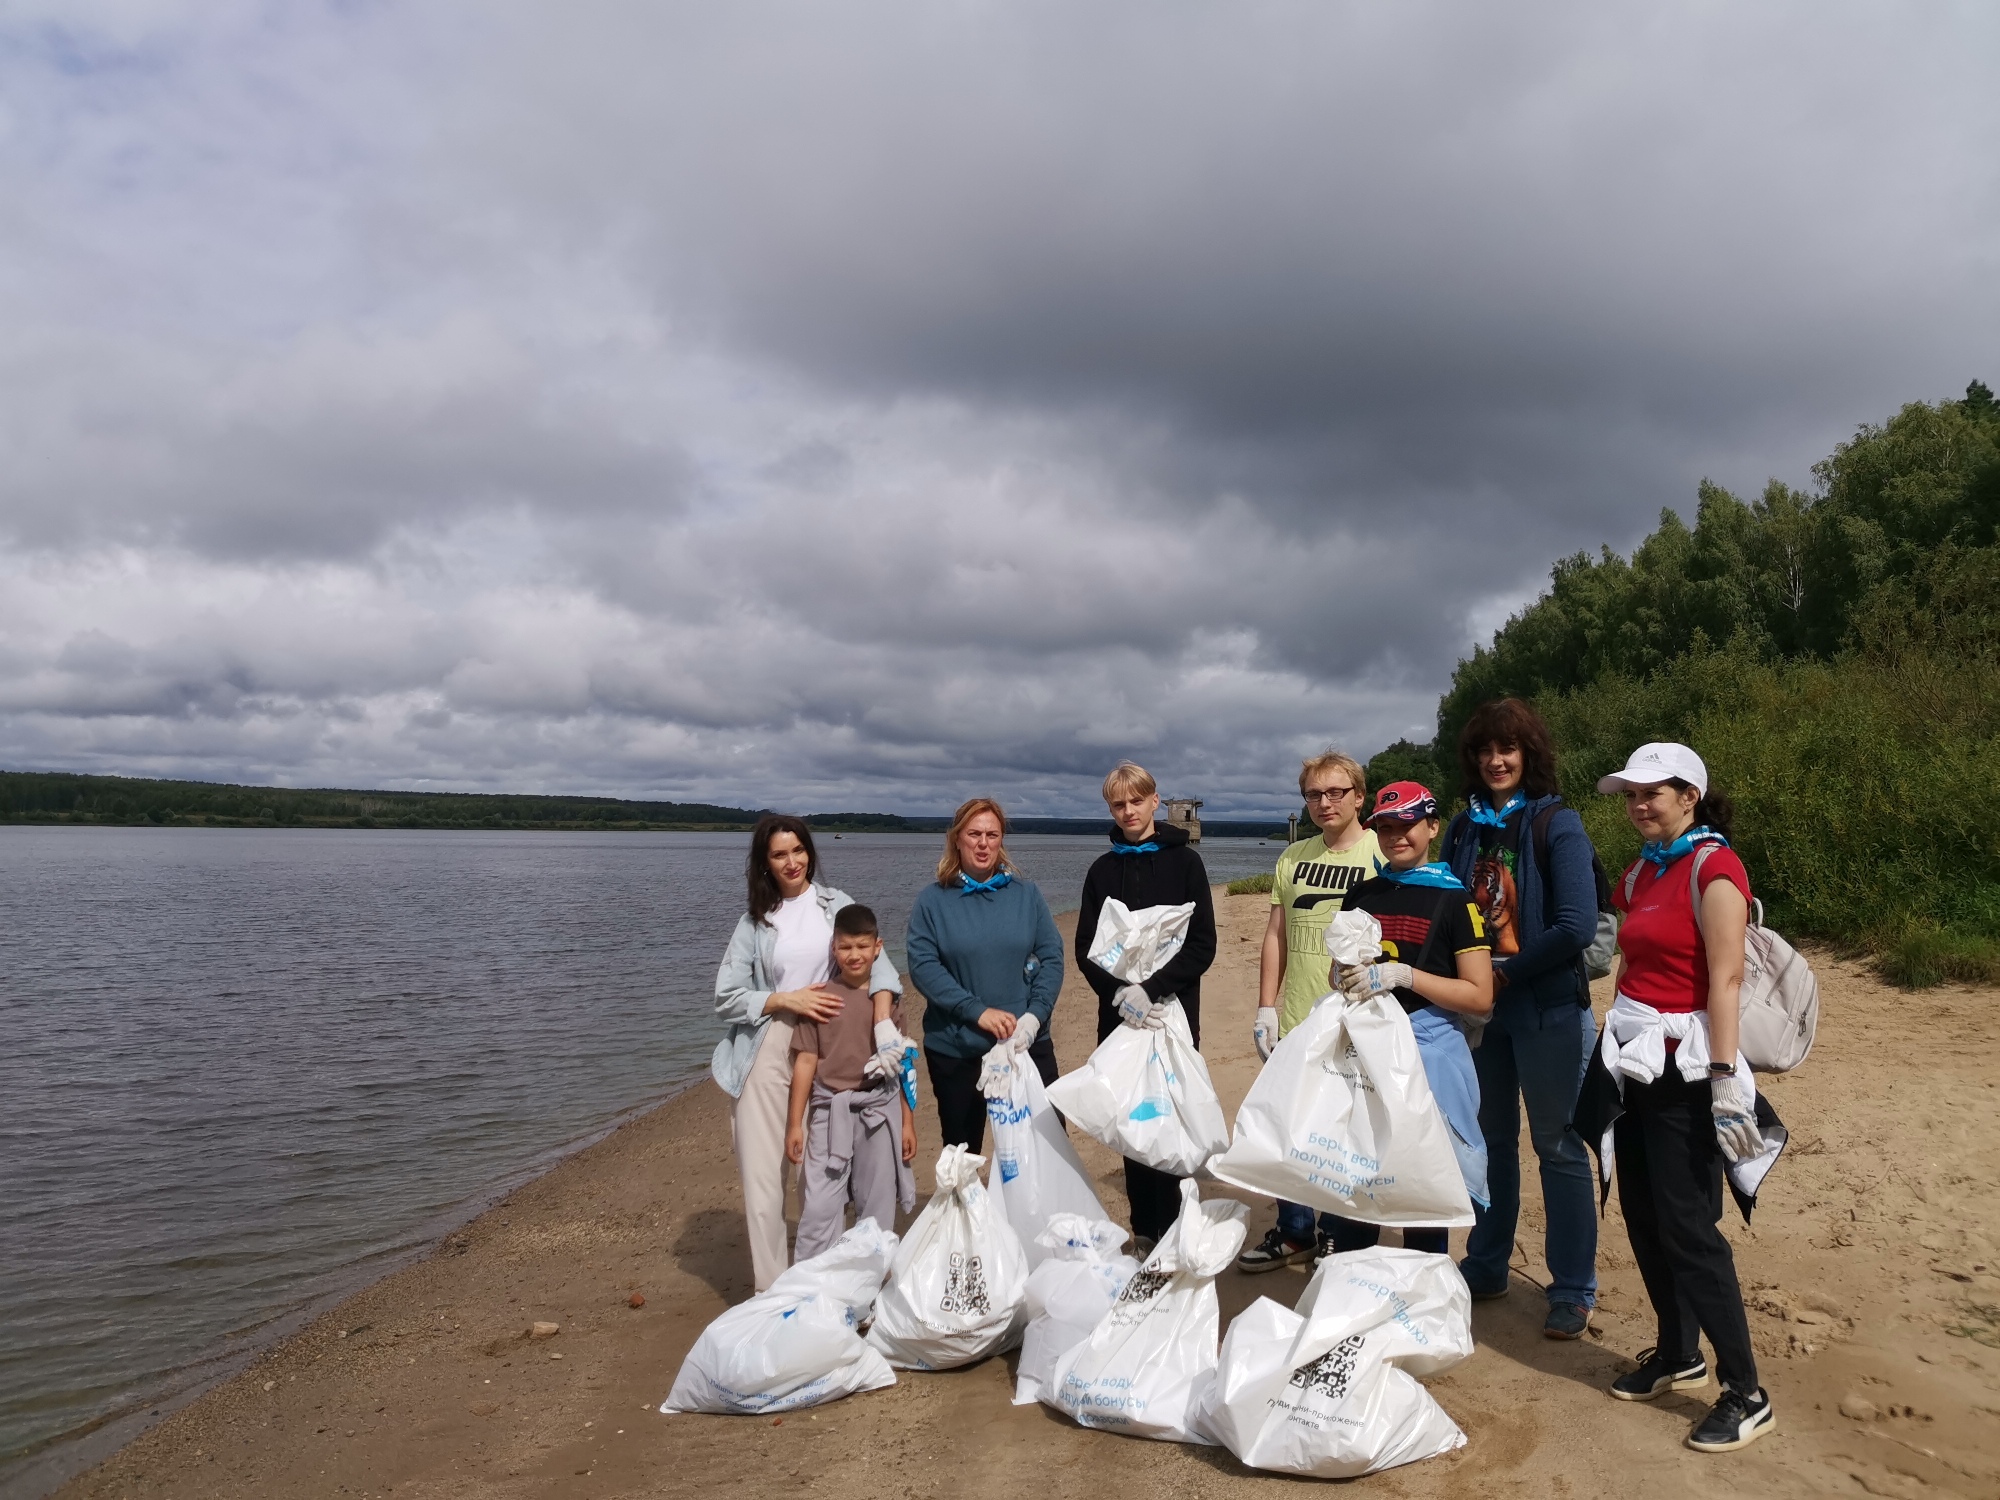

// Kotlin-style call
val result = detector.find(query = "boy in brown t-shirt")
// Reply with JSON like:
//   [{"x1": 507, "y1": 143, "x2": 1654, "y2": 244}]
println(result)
[{"x1": 786, "y1": 904, "x2": 917, "y2": 1260}]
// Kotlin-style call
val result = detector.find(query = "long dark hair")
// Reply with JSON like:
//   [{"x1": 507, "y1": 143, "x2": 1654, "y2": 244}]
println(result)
[
  {"x1": 747, "y1": 813, "x2": 818, "y2": 921},
  {"x1": 1667, "y1": 779, "x2": 1736, "y2": 842},
  {"x1": 1456, "y1": 697, "x2": 1560, "y2": 802}
]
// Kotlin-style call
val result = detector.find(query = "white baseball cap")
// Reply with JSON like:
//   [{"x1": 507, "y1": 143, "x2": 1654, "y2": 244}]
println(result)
[{"x1": 1596, "y1": 742, "x2": 1708, "y2": 797}]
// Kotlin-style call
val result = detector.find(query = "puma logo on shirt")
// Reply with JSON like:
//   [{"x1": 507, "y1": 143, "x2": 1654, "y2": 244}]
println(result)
[{"x1": 1288, "y1": 860, "x2": 1371, "y2": 910}]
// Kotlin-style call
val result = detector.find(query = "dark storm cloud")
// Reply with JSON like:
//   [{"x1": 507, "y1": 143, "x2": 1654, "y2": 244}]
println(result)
[
  {"x1": 453, "y1": 0, "x2": 1997, "y2": 678},
  {"x1": 0, "y1": 2, "x2": 1994, "y2": 811}
]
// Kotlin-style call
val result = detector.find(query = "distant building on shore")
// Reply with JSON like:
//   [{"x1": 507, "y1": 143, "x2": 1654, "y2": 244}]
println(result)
[{"x1": 1164, "y1": 798, "x2": 1202, "y2": 842}]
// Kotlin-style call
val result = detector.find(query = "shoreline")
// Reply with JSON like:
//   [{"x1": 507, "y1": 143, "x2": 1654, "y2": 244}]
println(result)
[
  {"x1": 38, "y1": 893, "x2": 2000, "y2": 1499},
  {"x1": 6, "y1": 838, "x2": 1293, "y2": 1496},
  {"x1": 5, "y1": 1084, "x2": 701, "y2": 1500}
]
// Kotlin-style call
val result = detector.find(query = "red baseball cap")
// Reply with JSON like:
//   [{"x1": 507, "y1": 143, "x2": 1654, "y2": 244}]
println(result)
[{"x1": 1368, "y1": 780, "x2": 1440, "y2": 825}]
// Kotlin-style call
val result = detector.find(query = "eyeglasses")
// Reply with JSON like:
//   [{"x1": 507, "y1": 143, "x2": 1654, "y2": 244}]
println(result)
[{"x1": 1302, "y1": 786, "x2": 1358, "y2": 804}]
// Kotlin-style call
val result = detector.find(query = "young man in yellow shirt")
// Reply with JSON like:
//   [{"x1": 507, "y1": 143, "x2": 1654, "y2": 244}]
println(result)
[{"x1": 1236, "y1": 749, "x2": 1386, "y2": 1272}]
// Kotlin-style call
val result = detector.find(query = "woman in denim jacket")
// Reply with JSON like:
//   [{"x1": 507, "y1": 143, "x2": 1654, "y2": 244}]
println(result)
[
  {"x1": 1439, "y1": 698, "x2": 1600, "y2": 1338},
  {"x1": 713, "y1": 814, "x2": 902, "y2": 1291}
]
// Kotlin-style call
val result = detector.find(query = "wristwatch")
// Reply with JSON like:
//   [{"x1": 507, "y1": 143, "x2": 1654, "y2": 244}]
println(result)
[{"x1": 1707, "y1": 1060, "x2": 1736, "y2": 1077}]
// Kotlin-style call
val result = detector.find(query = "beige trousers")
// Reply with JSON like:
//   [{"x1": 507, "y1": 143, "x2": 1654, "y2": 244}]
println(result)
[{"x1": 731, "y1": 1017, "x2": 797, "y2": 1292}]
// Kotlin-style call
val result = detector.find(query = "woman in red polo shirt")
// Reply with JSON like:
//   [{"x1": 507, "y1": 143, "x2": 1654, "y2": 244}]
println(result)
[{"x1": 1595, "y1": 742, "x2": 1772, "y2": 1454}]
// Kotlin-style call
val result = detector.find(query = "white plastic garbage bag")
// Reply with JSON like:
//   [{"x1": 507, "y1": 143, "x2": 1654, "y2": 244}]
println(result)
[
  {"x1": 1045, "y1": 1179, "x2": 1248, "y2": 1443},
  {"x1": 1086, "y1": 897, "x2": 1197, "y2": 984},
  {"x1": 661, "y1": 1218, "x2": 899, "y2": 1415},
  {"x1": 1323, "y1": 908, "x2": 1384, "y2": 969},
  {"x1": 986, "y1": 1057, "x2": 1110, "y2": 1264},
  {"x1": 1012, "y1": 1216, "x2": 1140, "y2": 1406},
  {"x1": 766, "y1": 1214, "x2": 902, "y2": 1320},
  {"x1": 1044, "y1": 1000, "x2": 1230, "y2": 1176},
  {"x1": 1194, "y1": 1247, "x2": 1472, "y2": 1476},
  {"x1": 1206, "y1": 985, "x2": 1474, "y2": 1229},
  {"x1": 864, "y1": 1145, "x2": 1030, "y2": 1370}
]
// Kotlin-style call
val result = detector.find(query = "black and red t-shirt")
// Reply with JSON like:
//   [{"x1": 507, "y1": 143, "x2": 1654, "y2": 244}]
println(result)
[{"x1": 1341, "y1": 875, "x2": 1492, "y2": 1013}]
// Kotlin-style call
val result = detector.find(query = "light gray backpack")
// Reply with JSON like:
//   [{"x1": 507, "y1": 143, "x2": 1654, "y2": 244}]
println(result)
[{"x1": 1621, "y1": 845, "x2": 1819, "y2": 1073}]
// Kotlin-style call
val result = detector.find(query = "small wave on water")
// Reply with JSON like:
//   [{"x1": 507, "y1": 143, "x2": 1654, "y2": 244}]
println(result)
[{"x1": 0, "y1": 825, "x2": 1281, "y2": 1493}]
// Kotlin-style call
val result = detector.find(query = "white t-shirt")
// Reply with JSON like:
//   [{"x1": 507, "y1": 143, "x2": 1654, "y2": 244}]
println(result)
[{"x1": 767, "y1": 892, "x2": 834, "y2": 1001}]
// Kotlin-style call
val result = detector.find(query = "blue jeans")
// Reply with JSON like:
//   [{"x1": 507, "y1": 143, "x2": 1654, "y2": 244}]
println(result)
[
  {"x1": 1276, "y1": 1198, "x2": 1340, "y2": 1246},
  {"x1": 1460, "y1": 994, "x2": 1599, "y2": 1308}
]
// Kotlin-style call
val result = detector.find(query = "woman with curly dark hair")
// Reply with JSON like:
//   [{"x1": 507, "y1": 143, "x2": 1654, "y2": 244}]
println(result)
[{"x1": 1439, "y1": 698, "x2": 1601, "y2": 1338}]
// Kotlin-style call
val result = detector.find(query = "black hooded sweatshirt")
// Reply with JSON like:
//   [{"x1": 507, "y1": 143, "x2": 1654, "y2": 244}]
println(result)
[{"x1": 1074, "y1": 821, "x2": 1218, "y2": 1045}]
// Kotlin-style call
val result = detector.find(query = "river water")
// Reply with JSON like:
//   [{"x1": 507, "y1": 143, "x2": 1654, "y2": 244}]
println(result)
[{"x1": 0, "y1": 826, "x2": 1282, "y2": 1488}]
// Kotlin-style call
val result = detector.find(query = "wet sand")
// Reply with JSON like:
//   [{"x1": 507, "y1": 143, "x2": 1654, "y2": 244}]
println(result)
[{"x1": 44, "y1": 888, "x2": 2000, "y2": 1499}]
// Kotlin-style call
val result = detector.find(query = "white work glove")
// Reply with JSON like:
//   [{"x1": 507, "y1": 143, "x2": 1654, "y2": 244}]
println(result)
[
  {"x1": 977, "y1": 1041, "x2": 1017, "y2": 1099},
  {"x1": 1339, "y1": 961, "x2": 1413, "y2": 1002},
  {"x1": 1006, "y1": 1011, "x2": 1041, "y2": 1056},
  {"x1": 1253, "y1": 1007, "x2": 1279, "y2": 1061},
  {"x1": 1114, "y1": 984, "x2": 1154, "y2": 1029},
  {"x1": 870, "y1": 1019, "x2": 912, "y2": 1077},
  {"x1": 1710, "y1": 1070, "x2": 1764, "y2": 1163}
]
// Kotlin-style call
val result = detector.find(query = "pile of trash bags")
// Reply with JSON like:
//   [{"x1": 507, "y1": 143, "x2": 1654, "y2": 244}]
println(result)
[{"x1": 664, "y1": 899, "x2": 1484, "y2": 1478}]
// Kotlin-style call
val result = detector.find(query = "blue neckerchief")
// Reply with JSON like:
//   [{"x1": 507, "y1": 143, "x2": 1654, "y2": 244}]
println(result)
[
  {"x1": 1378, "y1": 861, "x2": 1466, "y2": 890},
  {"x1": 960, "y1": 870, "x2": 1013, "y2": 893},
  {"x1": 1110, "y1": 840, "x2": 1160, "y2": 855},
  {"x1": 1640, "y1": 826, "x2": 1728, "y2": 869},
  {"x1": 1466, "y1": 792, "x2": 1526, "y2": 828}
]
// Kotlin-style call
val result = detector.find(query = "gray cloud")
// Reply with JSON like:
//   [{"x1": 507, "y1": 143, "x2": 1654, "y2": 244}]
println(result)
[{"x1": 0, "y1": 2, "x2": 1995, "y2": 813}]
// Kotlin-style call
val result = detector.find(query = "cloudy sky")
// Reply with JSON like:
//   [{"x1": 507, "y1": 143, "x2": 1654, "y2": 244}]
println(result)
[{"x1": 1, "y1": 2, "x2": 1994, "y2": 816}]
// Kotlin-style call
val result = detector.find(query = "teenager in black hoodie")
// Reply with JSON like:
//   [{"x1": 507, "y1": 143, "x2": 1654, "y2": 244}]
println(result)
[{"x1": 1072, "y1": 761, "x2": 1219, "y2": 1249}]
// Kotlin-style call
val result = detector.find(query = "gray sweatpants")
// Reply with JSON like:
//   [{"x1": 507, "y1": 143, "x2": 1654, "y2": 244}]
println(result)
[{"x1": 794, "y1": 1082, "x2": 913, "y2": 1262}]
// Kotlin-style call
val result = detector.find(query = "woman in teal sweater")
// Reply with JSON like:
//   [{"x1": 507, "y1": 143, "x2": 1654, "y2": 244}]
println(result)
[{"x1": 905, "y1": 797, "x2": 1064, "y2": 1152}]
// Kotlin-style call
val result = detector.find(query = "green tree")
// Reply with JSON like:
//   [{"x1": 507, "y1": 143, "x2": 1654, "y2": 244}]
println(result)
[{"x1": 1365, "y1": 739, "x2": 1445, "y2": 799}]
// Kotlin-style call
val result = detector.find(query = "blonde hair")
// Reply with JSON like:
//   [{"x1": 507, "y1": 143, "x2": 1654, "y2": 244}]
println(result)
[
  {"x1": 1101, "y1": 760, "x2": 1157, "y2": 802},
  {"x1": 1298, "y1": 749, "x2": 1367, "y2": 798},
  {"x1": 937, "y1": 797, "x2": 1015, "y2": 886}
]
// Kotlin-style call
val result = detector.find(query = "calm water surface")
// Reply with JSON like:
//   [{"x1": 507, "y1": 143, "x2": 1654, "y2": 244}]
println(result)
[{"x1": 0, "y1": 826, "x2": 1280, "y2": 1486}]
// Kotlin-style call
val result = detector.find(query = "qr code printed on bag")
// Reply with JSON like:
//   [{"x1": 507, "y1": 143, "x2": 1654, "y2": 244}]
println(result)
[
  {"x1": 940, "y1": 1252, "x2": 990, "y2": 1315},
  {"x1": 1287, "y1": 1332, "x2": 1367, "y2": 1400},
  {"x1": 1108, "y1": 1266, "x2": 1171, "y2": 1324}
]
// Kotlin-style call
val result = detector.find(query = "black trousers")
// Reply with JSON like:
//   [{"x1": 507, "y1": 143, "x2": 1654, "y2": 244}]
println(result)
[
  {"x1": 1096, "y1": 996, "x2": 1202, "y2": 1244},
  {"x1": 1615, "y1": 1068, "x2": 1759, "y2": 1392},
  {"x1": 1326, "y1": 1219, "x2": 1448, "y2": 1256},
  {"x1": 926, "y1": 1036, "x2": 1058, "y2": 1154}
]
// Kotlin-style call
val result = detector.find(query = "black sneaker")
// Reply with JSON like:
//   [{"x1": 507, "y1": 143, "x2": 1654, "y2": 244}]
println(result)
[
  {"x1": 1543, "y1": 1301, "x2": 1592, "y2": 1340},
  {"x1": 1609, "y1": 1347, "x2": 1709, "y2": 1401},
  {"x1": 1235, "y1": 1227, "x2": 1312, "y2": 1273},
  {"x1": 1686, "y1": 1387, "x2": 1774, "y2": 1452}
]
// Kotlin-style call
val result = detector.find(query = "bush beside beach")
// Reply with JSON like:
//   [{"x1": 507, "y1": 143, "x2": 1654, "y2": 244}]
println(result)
[{"x1": 1393, "y1": 383, "x2": 2000, "y2": 985}]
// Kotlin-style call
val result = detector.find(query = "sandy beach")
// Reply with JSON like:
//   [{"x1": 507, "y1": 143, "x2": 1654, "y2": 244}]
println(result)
[{"x1": 44, "y1": 884, "x2": 2000, "y2": 1500}]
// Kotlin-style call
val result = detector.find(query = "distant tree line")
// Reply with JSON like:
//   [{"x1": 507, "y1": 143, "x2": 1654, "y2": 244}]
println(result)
[
  {"x1": 0, "y1": 774, "x2": 1290, "y2": 839},
  {"x1": 0, "y1": 772, "x2": 770, "y2": 830},
  {"x1": 1377, "y1": 382, "x2": 2000, "y2": 986}
]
